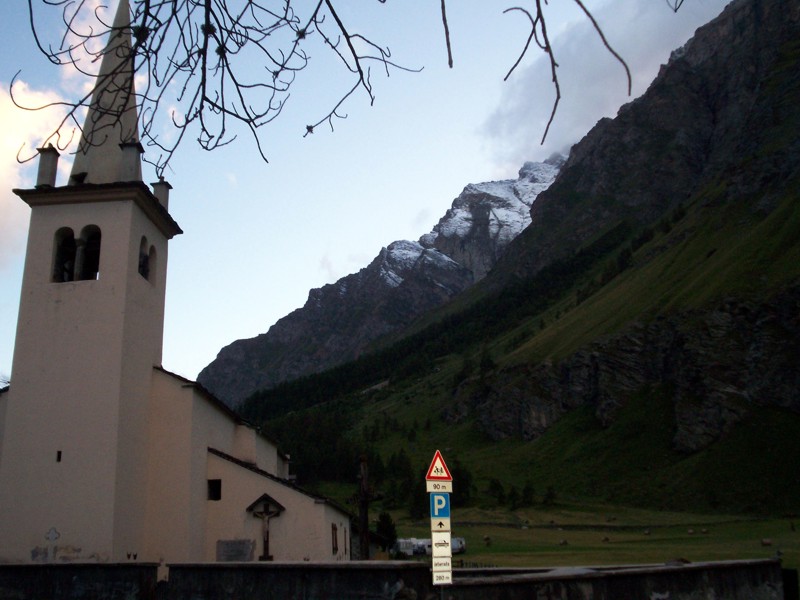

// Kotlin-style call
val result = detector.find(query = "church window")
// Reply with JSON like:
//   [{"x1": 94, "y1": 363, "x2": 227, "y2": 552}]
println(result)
[
  {"x1": 138, "y1": 236, "x2": 150, "y2": 279},
  {"x1": 208, "y1": 479, "x2": 222, "y2": 501},
  {"x1": 148, "y1": 245, "x2": 157, "y2": 281},
  {"x1": 52, "y1": 228, "x2": 76, "y2": 282},
  {"x1": 76, "y1": 225, "x2": 101, "y2": 281},
  {"x1": 331, "y1": 524, "x2": 338, "y2": 554}
]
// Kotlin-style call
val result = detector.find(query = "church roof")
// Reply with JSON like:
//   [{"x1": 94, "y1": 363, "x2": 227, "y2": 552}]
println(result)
[
  {"x1": 154, "y1": 365, "x2": 284, "y2": 456},
  {"x1": 70, "y1": 0, "x2": 142, "y2": 185},
  {"x1": 208, "y1": 448, "x2": 352, "y2": 517}
]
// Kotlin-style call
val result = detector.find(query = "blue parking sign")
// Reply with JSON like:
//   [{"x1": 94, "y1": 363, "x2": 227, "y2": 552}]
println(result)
[{"x1": 430, "y1": 493, "x2": 450, "y2": 518}]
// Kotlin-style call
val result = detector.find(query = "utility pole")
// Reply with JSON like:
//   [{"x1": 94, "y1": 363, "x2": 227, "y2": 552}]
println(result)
[{"x1": 358, "y1": 455, "x2": 370, "y2": 559}]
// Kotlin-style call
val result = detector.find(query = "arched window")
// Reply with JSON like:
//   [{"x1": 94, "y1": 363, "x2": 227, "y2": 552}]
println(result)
[
  {"x1": 52, "y1": 227, "x2": 76, "y2": 282},
  {"x1": 77, "y1": 225, "x2": 101, "y2": 281},
  {"x1": 147, "y1": 245, "x2": 157, "y2": 282},
  {"x1": 138, "y1": 236, "x2": 150, "y2": 280}
]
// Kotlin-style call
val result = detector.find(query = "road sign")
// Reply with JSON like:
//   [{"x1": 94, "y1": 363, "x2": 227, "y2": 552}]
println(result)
[
  {"x1": 426, "y1": 479, "x2": 452, "y2": 493},
  {"x1": 426, "y1": 450, "x2": 453, "y2": 481},
  {"x1": 431, "y1": 531, "x2": 452, "y2": 557},
  {"x1": 431, "y1": 517, "x2": 451, "y2": 532},
  {"x1": 427, "y1": 451, "x2": 454, "y2": 586},
  {"x1": 430, "y1": 492, "x2": 451, "y2": 532},
  {"x1": 433, "y1": 570, "x2": 453, "y2": 586},
  {"x1": 430, "y1": 493, "x2": 450, "y2": 518},
  {"x1": 432, "y1": 557, "x2": 452, "y2": 572}
]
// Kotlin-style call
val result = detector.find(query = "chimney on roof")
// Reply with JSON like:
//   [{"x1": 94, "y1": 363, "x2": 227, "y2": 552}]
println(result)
[
  {"x1": 151, "y1": 178, "x2": 172, "y2": 209},
  {"x1": 35, "y1": 145, "x2": 60, "y2": 188}
]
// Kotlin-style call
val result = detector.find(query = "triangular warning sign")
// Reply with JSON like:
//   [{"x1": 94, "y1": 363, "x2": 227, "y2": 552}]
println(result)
[{"x1": 426, "y1": 450, "x2": 453, "y2": 481}]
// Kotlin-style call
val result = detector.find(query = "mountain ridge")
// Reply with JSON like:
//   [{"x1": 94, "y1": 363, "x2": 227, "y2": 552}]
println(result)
[{"x1": 198, "y1": 156, "x2": 563, "y2": 406}]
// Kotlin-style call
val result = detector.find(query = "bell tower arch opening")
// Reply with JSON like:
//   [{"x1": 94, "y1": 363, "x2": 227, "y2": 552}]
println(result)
[
  {"x1": 138, "y1": 235, "x2": 150, "y2": 280},
  {"x1": 77, "y1": 225, "x2": 102, "y2": 281},
  {"x1": 52, "y1": 227, "x2": 76, "y2": 282},
  {"x1": 138, "y1": 236, "x2": 158, "y2": 282}
]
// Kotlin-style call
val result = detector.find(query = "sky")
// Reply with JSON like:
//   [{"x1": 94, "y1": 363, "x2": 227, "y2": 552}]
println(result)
[{"x1": 0, "y1": 0, "x2": 730, "y2": 382}]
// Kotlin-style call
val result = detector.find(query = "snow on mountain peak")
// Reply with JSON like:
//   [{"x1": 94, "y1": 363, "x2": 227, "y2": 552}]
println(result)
[
  {"x1": 380, "y1": 240, "x2": 462, "y2": 288},
  {"x1": 420, "y1": 157, "x2": 562, "y2": 250}
]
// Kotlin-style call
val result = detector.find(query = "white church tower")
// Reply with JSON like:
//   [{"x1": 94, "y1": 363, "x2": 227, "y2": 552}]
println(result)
[{"x1": 0, "y1": 0, "x2": 181, "y2": 562}]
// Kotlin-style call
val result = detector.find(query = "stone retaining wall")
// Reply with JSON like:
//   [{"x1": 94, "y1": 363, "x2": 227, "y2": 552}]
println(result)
[{"x1": 0, "y1": 558, "x2": 787, "y2": 600}]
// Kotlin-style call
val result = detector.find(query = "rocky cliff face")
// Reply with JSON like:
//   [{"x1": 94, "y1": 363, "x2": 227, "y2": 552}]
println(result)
[
  {"x1": 449, "y1": 286, "x2": 800, "y2": 452},
  {"x1": 198, "y1": 158, "x2": 561, "y2": 407}
]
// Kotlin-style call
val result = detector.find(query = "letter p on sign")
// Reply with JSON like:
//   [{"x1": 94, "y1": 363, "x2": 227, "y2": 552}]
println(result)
[{"x1": 430, "y1": 493, "x2": 450, "y2": 518}]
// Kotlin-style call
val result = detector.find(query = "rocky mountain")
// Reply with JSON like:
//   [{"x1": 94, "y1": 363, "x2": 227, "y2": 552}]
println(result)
[
  {"x1": 451, "y1": 0, "x2": 800, "y2": 453},
  {"x1": 238, "y1": 0, "x2": 800, "y2": 513},
  {"x1": 483, "y1": 0, "x2": 800, "y2": 292},
  {"x1": 198, "y1": 157, "x2": 562, "y2": 407}
]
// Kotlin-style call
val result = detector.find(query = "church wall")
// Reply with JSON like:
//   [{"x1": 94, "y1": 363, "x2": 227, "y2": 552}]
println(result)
[
  {"x1": 144, "y1": 370, "x2": 352, "y2": 564},
  {"x1": 0, "y1": 199, "x2": 143, "y2": 562},
  {"x1": 204, "y1": 452, "x2": 264, "y2": 561},
  {"x1": 188, "y1": 387, "x2": 240, "y2": 561},
  {"x1": 233, "y1": 425, "x2": 257, "y2": 464},
  {"x1": 145, "y1": 370, "x2": 266, "y2": 564},
  {"x1": 204, "y1": 452, "x2": 350, "y2": 562},
  {"x1": 113, "y1": 202, "x2": 172, "y2": 561},
  {"x1": 0, "y1": 390, "x2": 8, "y2": 468},
  {"x1": 143, "y1": 369, "x2": 197, "y2": 564},
  {"x1": 254, "y1": 434, "x2": 288, "y2": 478}
]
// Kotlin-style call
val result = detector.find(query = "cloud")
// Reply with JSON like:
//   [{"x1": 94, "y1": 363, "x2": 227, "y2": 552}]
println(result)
[
  {"x1": 412, "y1": 207, "x2": 435, "y2": 233},
  {"x1": 318, "y1": 252, "x2": 339, "y2": 283},
  {"x1": 0, "y1": 81, "x2": 73, "y2": 269},
  {"x1": 483, "y1": 0, "x2": 730, "y2": 166}
]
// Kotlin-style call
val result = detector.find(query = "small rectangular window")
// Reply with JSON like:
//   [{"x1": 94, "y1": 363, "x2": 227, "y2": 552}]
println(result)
[
  {"x1": 331, "y1": 524, "x2": 338, "y2": 554},
  {"x1": 208, "y1": 479, "x2": 222, "y2": 501},
  {"x1": 56, "y1": 451, "x2": 62, "y2": 462}
]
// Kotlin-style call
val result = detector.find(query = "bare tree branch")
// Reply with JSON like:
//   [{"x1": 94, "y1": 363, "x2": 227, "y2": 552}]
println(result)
[
  {"x1": 666, "y1": 0, "x2": 686, "y2": 12},
  {"x1": 573, "y1": 0, "x2": 632, "y2": 95},
  {"x1": 440, "y1": 0, "x2": 453, "y2": 69},
  {"x1": 14, "y1": 0, "x2": 645, "y2": 172}
]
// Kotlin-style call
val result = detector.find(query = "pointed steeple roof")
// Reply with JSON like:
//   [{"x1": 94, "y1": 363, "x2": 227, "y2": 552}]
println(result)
[{"x1": 70, "y1": 0, "x2": 142, "y2": 185}]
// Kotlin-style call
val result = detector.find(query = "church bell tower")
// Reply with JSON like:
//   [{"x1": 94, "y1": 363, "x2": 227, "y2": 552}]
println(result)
[{"x1": 0, "y1": 0, "x2": 181, "y2": 563}]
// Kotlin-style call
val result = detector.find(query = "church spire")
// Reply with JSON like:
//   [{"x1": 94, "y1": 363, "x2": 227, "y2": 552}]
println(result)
[{"x1": 70, "y1": 0, "x2": 142, "y2": 185}]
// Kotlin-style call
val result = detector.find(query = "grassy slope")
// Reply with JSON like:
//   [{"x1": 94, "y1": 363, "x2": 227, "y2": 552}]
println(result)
[
  {"x1": 323, "y1": 183, "x2": 800, "y2": 568},
  {"x1": 335, "y1": 179, "x2": 800, "y2": 518}
]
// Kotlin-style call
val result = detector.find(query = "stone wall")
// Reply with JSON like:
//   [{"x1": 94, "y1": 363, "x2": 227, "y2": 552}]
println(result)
[
  {"x1": 450, "y1": 560, "x2": 786, "y2": 600},
  {"x1": 165, "y1": 561, "x2": 432, "y2": 600},
  {"x1": 0, "y1": 558, "x2": 788, "y2": 600},
  {"x1": 0, "y1": 563, "x2": 158, "y2": 600}
]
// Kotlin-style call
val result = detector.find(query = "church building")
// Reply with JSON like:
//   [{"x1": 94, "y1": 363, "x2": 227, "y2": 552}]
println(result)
[{"x1": 0, "y1": 0, "x2": 351, "y2": 565}]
